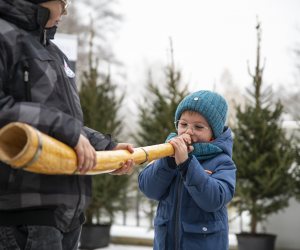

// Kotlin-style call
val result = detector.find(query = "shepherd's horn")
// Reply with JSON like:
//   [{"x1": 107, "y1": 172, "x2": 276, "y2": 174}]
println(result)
[{"x1": 0, "y1": 122, "x2": 174, "y2": 175}]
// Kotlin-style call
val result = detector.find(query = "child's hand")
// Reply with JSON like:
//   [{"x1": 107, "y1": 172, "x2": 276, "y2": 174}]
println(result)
[
  {"x1": 177, "y1": 134, "x2": 194, "y2": 154},
  {"x1": 168, "y1": 135, "x2": 194, "y2": 165},
  {"x1": 179, "y1": 134, "x2": 193, "y2": 146}
]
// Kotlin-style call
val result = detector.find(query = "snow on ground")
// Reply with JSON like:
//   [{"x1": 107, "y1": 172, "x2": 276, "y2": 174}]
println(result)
[
  {"x1": 89, "y1": 225, "x2": 238, "y2": 249},
  {"x1": 95, "y1": 244, "x2": 152, "y2": 250},
  {"x1": 111, "y1": 224, "x2": 237, "y2": 245},
  {"x1": 111, "y1": 225, "x2": 154, "y2": 239},
  {"x1": 90, "y1": 204, "x2": 239, "y2": 249},
  {"x1": 112, "y1": 225, "x2": 237, "y2": 244}
]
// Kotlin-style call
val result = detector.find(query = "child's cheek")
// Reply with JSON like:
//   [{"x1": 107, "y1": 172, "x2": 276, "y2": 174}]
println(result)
[
  {"x1": 178, "y1": 131, "x2": 184, "y2": 136},
  {"x1": 196, "y1": 135, "x2": 213, "y2": 143}
]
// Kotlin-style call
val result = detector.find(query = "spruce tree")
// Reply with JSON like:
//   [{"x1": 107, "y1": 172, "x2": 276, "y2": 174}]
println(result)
[
  {"x1": 293, "y1": 137, "x2": 300, "y2": 202},
  {"x1": 79, "y1": 24, "x2": 130, "y2": 225},
  {"x1": 133, "y1": 39, "x2": 189, "y2": 146},
  {"x1": 133, "y1": 39, "x2": 190, "y2": 227},
  {"x1": 231, "y1": 22, "x2": 299, "y2": 234}
]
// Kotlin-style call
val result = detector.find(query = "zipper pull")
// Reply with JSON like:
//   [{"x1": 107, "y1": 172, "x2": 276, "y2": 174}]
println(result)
[
  {"x1": 23, "y1": 67, "x2": 31, "y2": 102},
  {"x1": 24, "y1": 71, "x2": 29, "y2": 82},
  {"x1": 43, "y1": 29, "x2": 47, "y2": 45}
]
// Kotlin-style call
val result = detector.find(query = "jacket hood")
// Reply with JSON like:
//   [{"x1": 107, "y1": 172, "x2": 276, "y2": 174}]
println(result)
[
  {"x1": 211, "y1": 126, "x2": 233, "y2": 158},
  {"x1": 0, "y1": 0, "x2": 50, "y2": 42}
]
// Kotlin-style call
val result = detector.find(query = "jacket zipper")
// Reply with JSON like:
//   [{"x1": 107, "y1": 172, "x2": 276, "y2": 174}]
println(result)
[
  {"x1": 55, "y1": 61, "x2": 80, "y2": 231},
  {"x1": 23, "y1": 68, "x2": 31, "y2": 101},
  {"x1": 43, "y1": 29, "x2": 47, "y2": 45},
  {"x1": 53, "y1": 59, "x2": 76, "y2": 117},
  {"x1": 175, "y1": 177, "x2": 182, "y2": 250},
  {"x1": 66, "y1": 176, "x2": 82, "y2": 232},
  {"x1": 44, "y1": 37, "x2": 81, "y2": 231},
  {"x1": 60, "y1": 56, "x2": 77, "y2": 117},
  {"x1": 42, "y1": 29, "x2": 76, "y2": 118}
]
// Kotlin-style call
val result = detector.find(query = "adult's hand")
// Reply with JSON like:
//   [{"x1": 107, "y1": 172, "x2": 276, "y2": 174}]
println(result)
[
  {"x1": 112, "y1": 143, "x2": 134, "y2": 153},
  {"x1": 110, "y1": 143, "x2": 135, "y2": 175},
  {"x1": 74, "y1": 134, "x2": 97, "y2": 174}
]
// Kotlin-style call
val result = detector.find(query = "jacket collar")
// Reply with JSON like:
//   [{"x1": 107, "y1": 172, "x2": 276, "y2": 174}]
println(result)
[
  {"x1": 0, "y1": 0, "x2": 54, "y2": 44},
  {"x1": 46, "y1": 25, "x2": 57, "y2": 40},
  {"x1": 211, "y1": 126, "x2": 233, "y2": 158}
]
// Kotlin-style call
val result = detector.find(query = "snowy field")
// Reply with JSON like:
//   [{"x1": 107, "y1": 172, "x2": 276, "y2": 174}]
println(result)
[
  {"x1": 90, "y1": 225, "x2": 238, "y2": 250},
  {"x1": 94, "y1": 244, "x2": 152, "y2": 250},
  {"x1": 83, "y1": 202, "x2": 240, "y2": 250}
]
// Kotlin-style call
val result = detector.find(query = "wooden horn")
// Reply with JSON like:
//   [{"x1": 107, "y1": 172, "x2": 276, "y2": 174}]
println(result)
[{"x1": 0, "y1": 122, "x2": 174, "y2": 175}]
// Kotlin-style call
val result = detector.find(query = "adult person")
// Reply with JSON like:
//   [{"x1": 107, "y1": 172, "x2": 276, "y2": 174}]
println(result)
[{"x1": 0, "y1": 0, "x2": 135, "y2": 249}]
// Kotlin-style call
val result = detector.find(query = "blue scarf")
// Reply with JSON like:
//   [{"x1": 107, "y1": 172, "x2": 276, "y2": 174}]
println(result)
[{"x1": 166, "y1": 133, "x2": 223, "y2": 161}]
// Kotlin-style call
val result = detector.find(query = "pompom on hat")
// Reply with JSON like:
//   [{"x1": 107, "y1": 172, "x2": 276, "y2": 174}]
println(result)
[{"x1": 175, "y1": 90, "x2": 228, "y2": 139}]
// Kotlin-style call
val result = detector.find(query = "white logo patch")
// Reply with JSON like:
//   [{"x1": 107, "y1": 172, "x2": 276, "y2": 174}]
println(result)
[{"x1": 63, "y1": 59, "x2": 75, "y2": 78}]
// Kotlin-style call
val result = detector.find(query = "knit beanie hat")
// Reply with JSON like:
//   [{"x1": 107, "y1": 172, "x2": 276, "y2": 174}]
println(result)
[
  {"x1": 175, "y1": 90, "x2": 228, "y2": 139},
  {"x1": 24, "y1": 0, "x2": 55, "y2": 4}
]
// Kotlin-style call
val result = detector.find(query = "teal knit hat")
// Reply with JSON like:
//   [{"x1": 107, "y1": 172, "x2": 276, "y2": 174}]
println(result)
[{"x1": 175, "y1": 90, "x2": 228, "y2": 139}]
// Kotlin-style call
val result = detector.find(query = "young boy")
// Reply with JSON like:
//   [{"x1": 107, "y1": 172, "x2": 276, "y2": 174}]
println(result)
[{"x1": 138, "y1": 90, "x2": 236, "y2": 250}]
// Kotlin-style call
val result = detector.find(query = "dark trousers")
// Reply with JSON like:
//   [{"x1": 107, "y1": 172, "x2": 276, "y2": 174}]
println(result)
[{"x1": 0, "y1": 225, "x2": 81, "y2": 250}]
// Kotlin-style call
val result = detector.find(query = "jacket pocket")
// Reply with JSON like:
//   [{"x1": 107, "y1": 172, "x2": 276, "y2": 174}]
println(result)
[
  {"x1": 182, "y1": 220, "x2": 225, "y2": 250},
  {"x1": 7, "y1": 168, "x2": 23, "y2": 192},
  {"x1": 153, "y1": 217, "x2": 169, "y2": 250},
  {"x1": 0, "y1": 162, "x2": 13, "y2": 192}
]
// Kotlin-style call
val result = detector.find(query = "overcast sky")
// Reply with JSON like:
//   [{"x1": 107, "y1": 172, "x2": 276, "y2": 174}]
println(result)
[{"x1": 111, "y1": 0, "x2": 300, "y2": 102}]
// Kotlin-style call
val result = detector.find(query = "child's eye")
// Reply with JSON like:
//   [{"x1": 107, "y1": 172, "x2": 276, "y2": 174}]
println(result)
[
  {"x1": 195, "y1": 124, "x2": 205, "y2": 130},
  {"x1": 179, "y1": 122, "x2": 188, "y2": 127}
]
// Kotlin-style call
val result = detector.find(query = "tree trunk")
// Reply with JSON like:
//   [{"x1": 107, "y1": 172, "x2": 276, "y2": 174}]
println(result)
[
  {"x1": 150, "y1": 200, "x2": 155, "y2": 229},
  {"x1": 85, "y1": 209, "x2": 93, "y2": 225},
  {"x1": 136, "y1": 191, "x2": 140, "y2": 227},
  {"x1": 250, "y1": 216, "x2": 257, "y2": 234},
  {"x1": 122, "y1": 210, "x2": 126, "y2": 226},
  {"x1": 251, "y1": 198, "x2": 257, "y2": 234}
]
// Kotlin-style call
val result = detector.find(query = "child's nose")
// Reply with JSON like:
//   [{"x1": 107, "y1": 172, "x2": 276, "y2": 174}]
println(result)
[{"x1": 185, "y1": 125, "x2": 194, "y2": 135}]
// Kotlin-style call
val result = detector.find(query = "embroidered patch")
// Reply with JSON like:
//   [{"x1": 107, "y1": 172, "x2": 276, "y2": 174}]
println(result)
[{"x1": 63, "y1": 59, "x2": 75, "y2": 78}]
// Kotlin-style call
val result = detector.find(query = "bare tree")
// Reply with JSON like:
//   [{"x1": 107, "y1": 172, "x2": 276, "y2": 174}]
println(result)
[
  {"x1": 218, "y1": 69, "x2": 244, "y2": 127},
  {"x1": 273, "y1": 27, "x2": 300, "y2": 121},
  {"x1": 58, "y1": 0, "x2": 122, "y2": 88},
  {"x1": 274, "y1": 83, "x2": 300, "y2": 121}
]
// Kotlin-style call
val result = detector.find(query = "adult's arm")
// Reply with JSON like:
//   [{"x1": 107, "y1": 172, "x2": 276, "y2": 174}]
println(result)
[{"x1": 81, "y1": 126, "x2": 117, "y2": 151}]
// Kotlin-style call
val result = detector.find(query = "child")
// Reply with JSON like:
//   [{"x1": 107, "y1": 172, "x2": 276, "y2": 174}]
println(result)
[{"x1": 138, "y1": 90, "x2": 236, "y2": 250}]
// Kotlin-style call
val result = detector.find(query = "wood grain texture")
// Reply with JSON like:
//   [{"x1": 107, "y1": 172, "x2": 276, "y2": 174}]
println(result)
[{"x1": 0, "y1": 122, "x2": 175, "y2": 175}]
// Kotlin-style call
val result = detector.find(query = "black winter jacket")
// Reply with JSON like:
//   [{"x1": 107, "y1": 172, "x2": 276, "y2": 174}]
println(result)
[{"x1": 0, "y1": 0, "x2": 117, "y2": 232}]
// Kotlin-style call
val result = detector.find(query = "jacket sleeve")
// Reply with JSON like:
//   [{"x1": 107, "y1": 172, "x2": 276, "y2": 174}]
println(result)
[
  {"x1": 0, "y1": 48, "x2": 81, "y2": 148},
  {"x1": 138, "y1": 157, "x2": 177, "y2": 201},
  {"x1": 178, "y1": 155, "x2": 236, "y2": 212},
  {"x1": 81, "y1": 126, "x2": 118, "y2": 151}
]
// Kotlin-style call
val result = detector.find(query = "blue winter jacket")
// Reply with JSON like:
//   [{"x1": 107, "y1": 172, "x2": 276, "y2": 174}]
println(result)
[{"x1": 138, "y1": 127, "x2": 236, "y2": 250}]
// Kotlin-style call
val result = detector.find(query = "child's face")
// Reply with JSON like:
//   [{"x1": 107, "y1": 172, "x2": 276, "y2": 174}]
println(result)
[{"x1": 178, "y1": 111, "x2": 214, "y2": 143}]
